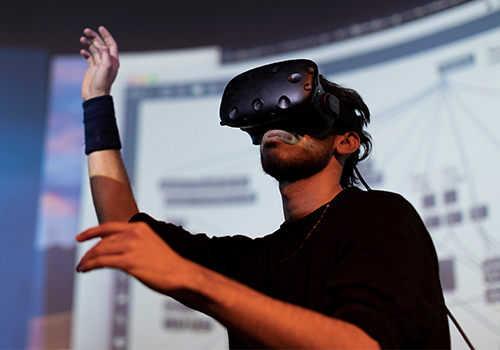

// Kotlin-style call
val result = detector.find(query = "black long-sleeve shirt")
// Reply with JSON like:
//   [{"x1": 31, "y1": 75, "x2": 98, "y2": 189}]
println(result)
[{"x1": 131, "y1": 187, "x2": 451, "y2": 349}]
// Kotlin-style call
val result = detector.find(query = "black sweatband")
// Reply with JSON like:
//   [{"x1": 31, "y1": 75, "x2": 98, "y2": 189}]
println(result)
[{"x1": 83, "y1": 95, "x2": 122, "y2": 155}]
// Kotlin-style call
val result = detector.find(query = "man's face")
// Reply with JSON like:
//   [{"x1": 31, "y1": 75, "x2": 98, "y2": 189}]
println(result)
[{"x1": 259, "y1": 129, "x2": 336, "y2": 183}]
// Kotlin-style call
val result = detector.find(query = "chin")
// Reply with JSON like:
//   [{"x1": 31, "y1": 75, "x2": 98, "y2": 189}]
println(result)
[{"x1": 261, "y1": 152, "x2": 327, "y2": 183}]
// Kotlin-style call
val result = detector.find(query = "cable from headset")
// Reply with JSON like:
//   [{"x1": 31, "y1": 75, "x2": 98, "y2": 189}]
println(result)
[
  {"x1": 356, "y1": 161, "x2": 476, "y2": 349},
  {"x1": 356, "y1": 162, "x2": 475, "y2": 349},
  {"x1": 446, "y1": 306, "x2": 475, "y2": 350},
  {"x1": 355, "y1": 166, "x2": 371, "y2": 191}
]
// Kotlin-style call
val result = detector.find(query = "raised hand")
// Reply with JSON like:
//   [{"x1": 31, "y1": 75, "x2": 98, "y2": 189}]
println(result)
[{"x1": 80, "y1": 26, "x2": 120, "y2": 101}]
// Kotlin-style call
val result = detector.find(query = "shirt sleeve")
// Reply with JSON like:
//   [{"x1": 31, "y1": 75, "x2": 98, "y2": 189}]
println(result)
[{"x1": 129, "y1": 212, "x2": 262, "y2": 279}]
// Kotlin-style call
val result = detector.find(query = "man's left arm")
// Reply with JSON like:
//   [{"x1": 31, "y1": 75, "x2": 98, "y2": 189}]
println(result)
[{"x1": 76, "y1": 221, "x2": 380, "y2": 349}]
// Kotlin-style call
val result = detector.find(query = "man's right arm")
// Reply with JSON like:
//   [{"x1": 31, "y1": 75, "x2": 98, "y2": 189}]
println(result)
[
  {"x1": 80, "y1": 27, "x2": 138, "y2": 223},
  {"x1": 88, "y1": 150, "x2": 138, "y2": 223}
]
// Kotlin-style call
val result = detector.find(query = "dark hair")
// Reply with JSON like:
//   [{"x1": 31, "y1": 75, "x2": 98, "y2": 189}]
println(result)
[{"x1": 320, "y1": 75, "x2": 372, "y2": 188}]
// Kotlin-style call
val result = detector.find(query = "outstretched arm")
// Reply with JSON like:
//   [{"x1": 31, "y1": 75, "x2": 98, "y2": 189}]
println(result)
[
  {"x1": 80, "y1": 27, "x2": 138, "y2": 223},
  {"x1": 76, "y1": 222, "x2": 380, "y2": 349}
]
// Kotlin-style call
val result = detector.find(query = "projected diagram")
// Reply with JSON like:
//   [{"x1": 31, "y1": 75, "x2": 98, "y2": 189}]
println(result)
[{"x1": 361, "y1": 52, "x2": 500, "y2": 347}]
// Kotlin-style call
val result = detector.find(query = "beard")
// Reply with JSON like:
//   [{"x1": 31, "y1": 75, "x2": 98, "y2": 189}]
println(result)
[{"x1": 260, "y1": 138, "x2": 334, "y2": 183}]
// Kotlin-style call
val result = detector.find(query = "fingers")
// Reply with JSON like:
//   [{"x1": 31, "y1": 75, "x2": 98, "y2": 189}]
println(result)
[
  {"x1": 76, "y1": 221, "x2": 130, "y2": 242},
  {"x1": 81, "y1": 38, "x2": 106, "y2": 62},
  {"x1": 77, "y1": 254, "x2": 127, "y2": 273},
  {"x1": 82, "y1": 27, "x2": 106, "y2": 47},
  {"x1": 76, "y1": 235, "x2": 125, "y2": 272},
  {"x1": 79, "y1": 30, "x2": 100, "y2": 56},
  {"x1": 79, "y1": 37, "x2": 98, "y2": 66},
  {"x1": 80, "y1": 48, "x2": 91, "y2": 60},
  {"x1": 98, "y1": 26, "x2": 119, "y2": 58},
  {"x1": 79, "y1": 26, "x2": 116, "y2": 64},
  {"x1": 75, "y1": 221, "x2": 164, "y2": 277}
]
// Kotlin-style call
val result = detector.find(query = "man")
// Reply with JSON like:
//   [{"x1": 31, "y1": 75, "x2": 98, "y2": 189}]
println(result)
[{"x1": 76, "y1": 26, "x2": 450, "y2": 349}]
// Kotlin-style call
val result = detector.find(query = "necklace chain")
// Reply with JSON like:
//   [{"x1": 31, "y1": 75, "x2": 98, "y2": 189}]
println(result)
[{"x1": 280, "y1": 201, "x2": 332, "y2": 262}]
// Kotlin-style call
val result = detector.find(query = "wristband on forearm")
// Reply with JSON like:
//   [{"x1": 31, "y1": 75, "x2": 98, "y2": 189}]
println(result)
[{"x1": 83, "y1": 95, "x2": 122, "y2": 155}]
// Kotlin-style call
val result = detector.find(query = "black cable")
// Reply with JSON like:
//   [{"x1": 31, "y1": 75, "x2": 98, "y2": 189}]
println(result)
[
  {"x1": 355, "y1": 160, "x2": 478, "y2": 350},
  {"x1": 354, "y1": 166, "x2": 371, "y2": 191},
  {"x1": 446, "y1": 306, "x2": 476, "y2": 350},
  {"x1": 354, "y1": 166, "x2": 476, "y2": 349}
]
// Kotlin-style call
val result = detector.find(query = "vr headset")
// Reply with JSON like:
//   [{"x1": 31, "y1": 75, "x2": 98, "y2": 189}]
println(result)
[{"x1": 219, "y1": 59, "x2": 361, "y2": 144}]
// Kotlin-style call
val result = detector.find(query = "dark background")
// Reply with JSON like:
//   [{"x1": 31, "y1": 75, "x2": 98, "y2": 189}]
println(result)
[{"x1": 1, "y1": 0, "x2": 458, "y2": 54}]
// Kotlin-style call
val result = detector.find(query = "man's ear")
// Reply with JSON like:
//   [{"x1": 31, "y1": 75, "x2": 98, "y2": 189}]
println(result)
[{"x1": 334, "y1": 131, "x2": 361, "y2": 155}]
